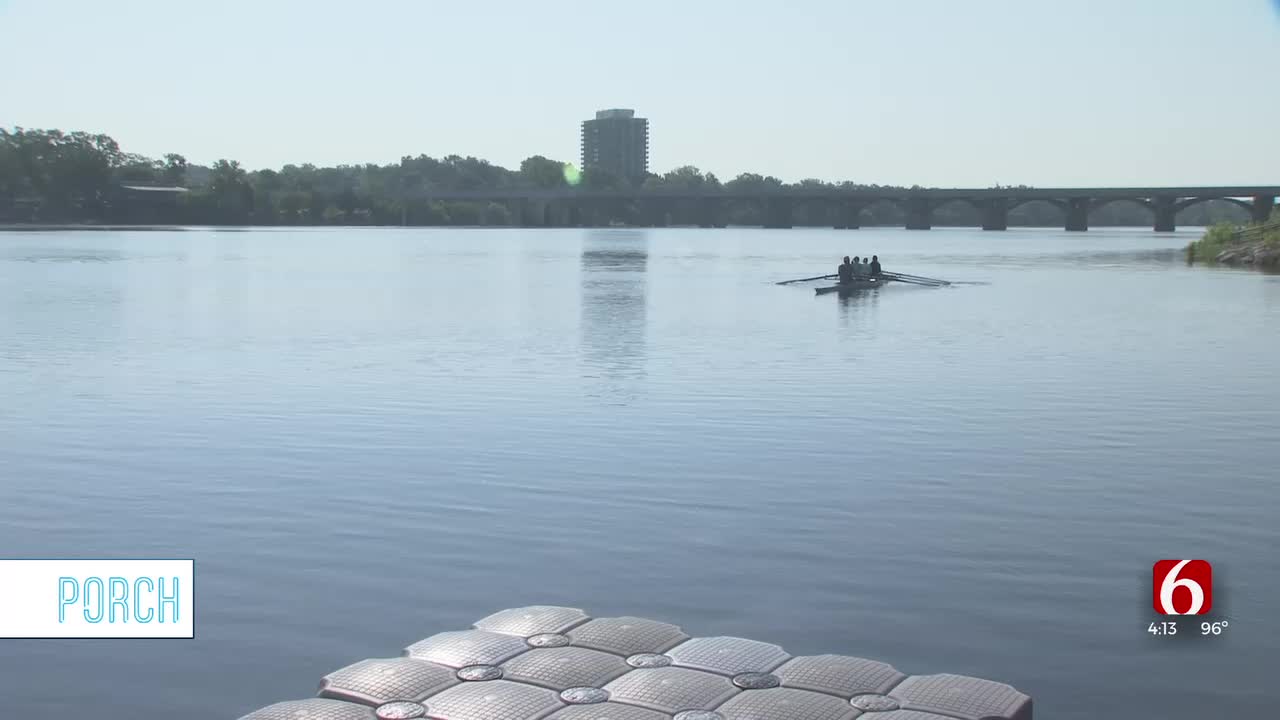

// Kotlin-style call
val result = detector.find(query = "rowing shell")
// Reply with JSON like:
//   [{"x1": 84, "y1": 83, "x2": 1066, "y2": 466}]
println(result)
[{"x1": 814, "y1": 277, "x2": 889, "y2": 295}]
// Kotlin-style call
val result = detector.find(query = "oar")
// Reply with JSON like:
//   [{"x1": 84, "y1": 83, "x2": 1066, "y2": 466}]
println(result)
[
  {"x1": 885, "y1": 274, "x2": 947, "y2": 285},
  {"x1": 884, "y1": 276, "x2": 942, "y2": 286},
  {"x1": 776, "y1": 273, "x2": 838, "y2": 285},
  {"x1": 881, "y1": 271, "x2": 949, "y2": 286},
  {"x1": 883, "y1": 271, "x2": 948, "y2": 283},
  {"x1": 881, "y1": 276, "x2": 947, "y2": 287}
]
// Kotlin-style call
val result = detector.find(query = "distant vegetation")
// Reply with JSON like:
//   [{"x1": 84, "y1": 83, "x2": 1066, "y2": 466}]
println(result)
[
  {"x1": 0, "y1": 127, "x2": 1252, "y2": 228},
  {"x1": 1191, "y1": 223, "x2": 1240, "y2": 257},
  {"x1": 1187, "y1": 209, "x2": 1280, "y2": 268}
]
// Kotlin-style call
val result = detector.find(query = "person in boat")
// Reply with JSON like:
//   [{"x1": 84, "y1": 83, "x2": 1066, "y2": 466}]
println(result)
[
  {"x1": 850, "y1": 256, "x2": 864, "y2": 279},
  {"x1": 838, "y1": 256, "x2": 854, "y2": 283},
  {"x1": 870, "y1": 255, "x2": 881, "y2": 277}
]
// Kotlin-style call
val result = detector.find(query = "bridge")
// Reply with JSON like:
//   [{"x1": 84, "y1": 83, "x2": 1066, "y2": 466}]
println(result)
[{"x1": 413, "y1": 185, "x2": 1279, "y2": 231}]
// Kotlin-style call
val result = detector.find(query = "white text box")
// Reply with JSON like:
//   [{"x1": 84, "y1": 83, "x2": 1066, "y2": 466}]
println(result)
[{"x1": 0, "y1": 559, "x2": 194, "y2": 638}]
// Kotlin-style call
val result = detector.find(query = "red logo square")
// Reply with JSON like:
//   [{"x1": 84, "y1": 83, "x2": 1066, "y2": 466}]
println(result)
[{"x1": 1153, "y1": 560, "x2": 1213, "y2": 615}]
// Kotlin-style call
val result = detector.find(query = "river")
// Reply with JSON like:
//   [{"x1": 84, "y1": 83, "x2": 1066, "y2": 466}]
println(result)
[{"x1": 0, "y1": 226, "x2": 1276, "y2": 718}]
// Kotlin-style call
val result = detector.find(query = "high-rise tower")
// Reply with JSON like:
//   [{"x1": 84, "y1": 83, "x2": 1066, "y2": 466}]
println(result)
[{"x1": 580, "y1": 109, "x2": 649, "y2": 183}]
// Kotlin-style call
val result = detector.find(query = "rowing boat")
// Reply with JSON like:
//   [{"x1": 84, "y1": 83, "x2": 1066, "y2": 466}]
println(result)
[{"x1": 814, "y1": 277, "x2": 889, "y2": 295}]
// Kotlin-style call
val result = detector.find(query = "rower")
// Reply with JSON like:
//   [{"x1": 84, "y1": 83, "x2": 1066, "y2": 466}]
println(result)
[
  {"x1": 869, "y1": 256, "x2": 880, "y2": 277},
  {"x1": 838, "y1": 256, "x2": 854, "y2": 283},
  {"x1": 851, "y1": 256, "x2": 864, "y2": 278}
]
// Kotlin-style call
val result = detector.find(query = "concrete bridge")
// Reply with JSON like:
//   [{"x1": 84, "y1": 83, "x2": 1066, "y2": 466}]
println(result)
[{"x1": 414, "y1": 186, "x2": 1279, "y2": 231}]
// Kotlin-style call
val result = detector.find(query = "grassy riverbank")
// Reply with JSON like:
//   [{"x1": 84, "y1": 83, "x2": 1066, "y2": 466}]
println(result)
[{"x1": 1188, "y1": 210, "x2": 1280, "y2": 268}]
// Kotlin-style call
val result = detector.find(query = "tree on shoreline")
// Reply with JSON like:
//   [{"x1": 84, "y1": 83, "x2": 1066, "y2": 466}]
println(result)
[{"x1": 0, "y1": 126, "x2": 1254, "y2": 228}]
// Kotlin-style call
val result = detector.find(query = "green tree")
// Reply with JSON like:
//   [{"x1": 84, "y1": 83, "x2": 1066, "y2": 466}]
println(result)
[
  {"x1": 115, "y1": 154, "x2": 161, "y2": 183},
  {"x1": 12, "y1": 124, "x2": 1246, "y2": 229},
  {"x1": 582, "y1": 167, "x2": 625, "y2": 190},
  {"x1": 657, "y1": 166, "x2": 717, "y2": 191},
  {"x1": 482, "y1": 201, "x2": 512, "y2": 225},
  {"x1": 519, "y1": 155, "x2": 567, "y2": 189},
  {"x1": 796, "y1": 178, "x2": 831, "y2": 190},
  {"x1": 162, "y1": 154, "x2": 188, "y2": 186},
  {"x1": 278, "y1": 191, "x2": 308, "y2": 223},
  {"x1": 1, "y1": 129, "x2": 123, "y2": 219},
  {"x1": 725, "y1": 172, "x2": 784, "y2": 193},
  {"x1": 322, "y1": 205, "x2": 345, "y2": 224},
  {"x1": 208, "y1": 159, "x2": 254, "y2": 222}
]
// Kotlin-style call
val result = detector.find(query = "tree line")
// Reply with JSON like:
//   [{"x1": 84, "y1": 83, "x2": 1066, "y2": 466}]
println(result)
[{"x1": 0, "y1": 127, "x2": 1250, "y2": 228}]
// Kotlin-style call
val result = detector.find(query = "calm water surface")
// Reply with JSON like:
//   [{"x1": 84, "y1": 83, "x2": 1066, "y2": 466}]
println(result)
[{"x1": 1, "y1": 227, "x2": 1277, "y2": 718}]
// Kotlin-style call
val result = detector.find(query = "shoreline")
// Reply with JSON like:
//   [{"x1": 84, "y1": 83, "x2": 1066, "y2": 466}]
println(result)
[
  {"x1": 1187, "y1": 218, "x2": 1279, "y2": 269},
  {"x1": 2, "y1": 222, "x2": 1208, "y2": 233},
  {"x1": 0, "y1": 224, "x2": 191, "y2": 232}
]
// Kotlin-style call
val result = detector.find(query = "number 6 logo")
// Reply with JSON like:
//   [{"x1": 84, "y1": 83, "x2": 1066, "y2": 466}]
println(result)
[{"x1": 1153, "y1": 560, "x2": 1213, "y2": 615}]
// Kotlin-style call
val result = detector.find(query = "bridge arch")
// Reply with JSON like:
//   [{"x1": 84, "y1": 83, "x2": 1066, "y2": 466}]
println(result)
[
  {"x1": 859, "y1": 198, "x2": 907, "y2": 226},
  {"x1": 928, "y1": 197, "x2": 983, "y2": 226},
  {"x1": 1008, "y1": 197, "x2": 1067, "y2": 214},
  {"x1": 1006, "y1": 198, "x2": 1066, "y2": 226},
  {"x1": 1170, "y1": 196, "x2": 1255, "y2": 226},
  {"x1": 1087, "y1": 197, "x2": 1157, "y2": 228},
  {"x1": 1090, "y1": 197, "x2": 1153, "y2": 214},
  {"x1": 933, "y1": 197, "x2": 983, "y2": 212},
  {"x1": 793, "y1": 196, "x2": 836, "y2": 227},
  {"x1": 1173, "y1": 196, "x2": 1252, "y2": 213}
]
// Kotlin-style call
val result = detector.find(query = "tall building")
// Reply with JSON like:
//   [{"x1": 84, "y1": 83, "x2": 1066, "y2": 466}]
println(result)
[{"x1": 580, "y1": 109, "x2": 649, "y2": 183}]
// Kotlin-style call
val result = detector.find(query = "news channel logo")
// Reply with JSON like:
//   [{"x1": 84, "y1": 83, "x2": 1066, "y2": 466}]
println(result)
[
  {"x1": 1153, "y1": 559, "x2": 1212, "y2": 615},
  {"x1": 1146, "y1": 559, "x2": 1230, "y2": 640}
]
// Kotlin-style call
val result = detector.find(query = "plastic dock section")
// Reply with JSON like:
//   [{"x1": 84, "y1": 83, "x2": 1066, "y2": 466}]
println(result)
[{"x1": 238, "y1": 605, "x2": 1032, "y2": 720}]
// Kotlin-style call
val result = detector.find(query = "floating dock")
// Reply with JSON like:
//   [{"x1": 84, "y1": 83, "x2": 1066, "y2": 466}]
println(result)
[{"x1": 238, "y1": 605, "x2": 1032, "y2": 720}]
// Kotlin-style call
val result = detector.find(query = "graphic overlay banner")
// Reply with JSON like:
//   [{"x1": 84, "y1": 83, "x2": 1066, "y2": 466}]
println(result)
[{"x1": 0, "y1": 559, "x2": 194, "y2": 638}]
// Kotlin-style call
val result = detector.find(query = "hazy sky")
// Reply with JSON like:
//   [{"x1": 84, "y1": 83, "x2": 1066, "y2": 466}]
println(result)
[{"x1": 2, "y1": 0, "x2": 1279, "y2": 186}]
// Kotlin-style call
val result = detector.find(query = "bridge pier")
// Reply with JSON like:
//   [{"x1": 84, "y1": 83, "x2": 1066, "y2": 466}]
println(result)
[
  {"x1": 573, "y1": 198, "x2": 597, "y2": 227},
  {"x1": 695, "y1": 198, "x2": 727, "y2": 228},
  {"x1": 591, "y1": 197, "x2": 620, "y2": 227},
  {"x1": 834, "y1": 200, "x2": 861, "y2": 229},
  {"x1": 644, "y1": 198, "x2": 672, "y2": 227},
  {"x1": 904, "y1": 196, "x2": 931, "y2": 230},
  {"x1": 763, "y1": 197, "x2": 793, "y2": 229},
  {"x1": 802, "y1": 199, "x2": 831, "y2": 228},
  {"x1": 1153, "y1": 196, "x2": 1176, "y2": 232},
  {"x1": 508, "y1": 199, "x2": 527, "y2": 227},
  {"x1": 544, "y1": 200, "x2": 580, "y2": 227},
  {"x1": 544, "y1": 201, "x2": 563, "y2": 227},
  {"x1": 1252, "y1": 195, "x2": 1276, "y2": 223},
  {"x1": 530, "y1": 200, "x2": 549, "y2": 227},
  {"x1": 1065, "y1": 198, "x2": 1090, "y2": 231},
  {"x1": 981, "y1": 198, "x2": 1008, "y2": 231}
]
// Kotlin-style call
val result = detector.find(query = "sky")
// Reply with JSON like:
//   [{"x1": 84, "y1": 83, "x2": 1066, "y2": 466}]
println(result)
[{"x1": 2, "y1": 0, "x2": 1279, "y2": 186}]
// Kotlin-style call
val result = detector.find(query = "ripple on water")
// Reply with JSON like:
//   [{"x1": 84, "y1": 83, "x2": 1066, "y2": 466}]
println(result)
[{"x1": 0, "y1": 227, "x2": 1277, "y2": 720}]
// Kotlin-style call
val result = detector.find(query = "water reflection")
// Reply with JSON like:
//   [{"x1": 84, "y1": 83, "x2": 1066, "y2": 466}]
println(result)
[
  {"x1": 921, "y1": 247, "x2": 1186, "y2": 270},
  {"x1": 2, "y1": 247, "x2": 128, "y2": 263},
  {"x1": 836, "y1": 285, "x2": 881, "y2": 328},
  {"x1": 579, "y1": 230, "x2": 648, "y2": 402},
  {"x1": 3, "y1": 228, "x2": 1279, "y2": 720}
]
